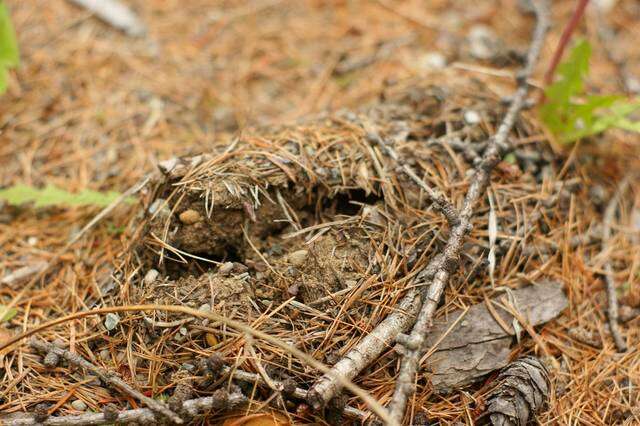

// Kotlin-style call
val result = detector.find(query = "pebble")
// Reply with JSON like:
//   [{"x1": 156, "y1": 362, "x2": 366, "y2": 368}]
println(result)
[
  {"x1": 418, "y1": 52, "x2": 447, "y2": 71},
  {"x1": 463, "y1": 110, "x2": 481, "y2": 124},
  {"x1": 468, "y1": 25, "x2": 500, "y2": 60},
  {"x1": 288, "y1": 250, "x2": 308, "y2": 266},
  {"x1": 99, "y1": 349, "x2": 111, "y2": 360},
  {"x1": 104, "y1": 313, "x2": 120, "y2": 331},
  {"x1": 144, "y1": 269, "x2": 159, "y2": 285},
  {"x1": 179, "y1": 209, "x2": 201, "y2": 224},
  {"x1": 71, "y1": 400, "x2": 87, "y2": 411},
  {"x1": 199, "y1": 303, "x2": 211, "y2": 312},
  {"x1": 219, "y1": 262, "x2": 234, "y2": 275}
]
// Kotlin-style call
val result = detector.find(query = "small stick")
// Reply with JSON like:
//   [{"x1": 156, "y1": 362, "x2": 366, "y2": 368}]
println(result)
[
  {"x1": 602, "y1": 175, "x2": 632, "y2": 352},
  {"x1": 402, "y1": 165, "x2": 460, "y2": 227},
  {"x1": 543, "y1": 0, "x2": 590, "y2": 85},
  {"x1": 0, "y1": 392, "x2": 247, "y2": 426},
  {"x1": 388, "y1": 1, "x2": 551, "y2": 421},
  {"x1": 223, "y1": 366, "x2": 368, "y2": 420},
  {"x1": 30, "y1": 338, "x2": 184, "y2": 424}
]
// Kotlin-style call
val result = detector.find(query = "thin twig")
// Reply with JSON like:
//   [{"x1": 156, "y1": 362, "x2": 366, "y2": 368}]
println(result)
[
  {"x1": 30, "y1": 338, "x2": 184, "y2": 424},
  {"x1": 306, "y1": 2, "x2": 549, "y2": 417},
  {"x1": 402, "y1": 165, "x2": 460, "y2": 227},
  {"x1": 387, "y1": 1, "x2": 551, "y2": 421},
  {"x1": 222, "y1": 367, "x2": 368, "y2": 420},
  {"x1": 543, "y1": 0, "x2": 589, "y2": 85},
  {"x1": 1, "y1": 392, "x2": 246, "y2": 426},
  {"x1": 602, "y1": 175, "x2": 632, "y2": 352}
]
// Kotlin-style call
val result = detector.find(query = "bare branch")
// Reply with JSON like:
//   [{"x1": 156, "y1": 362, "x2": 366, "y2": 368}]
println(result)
[
  {"x1": 1, "y1": 392, "x2": 246, "y2": 426},
  {"x1": 30, "y1": 338, "x2": 183, "y2": 424},
  {"x1": 387, "y1": 1, "x2": 550, "y2": 421},
  {"x1": 602, "y1": 175, "x2": 632, "y2": 352}
]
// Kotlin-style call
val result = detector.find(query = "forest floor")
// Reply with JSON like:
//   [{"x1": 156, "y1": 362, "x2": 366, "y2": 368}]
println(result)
[{"x1": 1, "y1": 1, "x2": 640, "y2": 425}]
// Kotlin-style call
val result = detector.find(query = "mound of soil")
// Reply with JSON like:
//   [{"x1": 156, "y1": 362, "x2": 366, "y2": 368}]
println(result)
[{"x1": 120, "y1": 73, "x2": 573, "y2": 422}]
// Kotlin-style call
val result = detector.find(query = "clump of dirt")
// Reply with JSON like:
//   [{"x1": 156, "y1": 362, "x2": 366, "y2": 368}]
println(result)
[{"x1": 118, "y1": 71, "x2": 575, "y2": 422}]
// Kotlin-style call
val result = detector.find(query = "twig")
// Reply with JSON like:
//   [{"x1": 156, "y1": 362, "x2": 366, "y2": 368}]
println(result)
[
  {"x1": 307, "y1": 2, "x2": 549, "y2": 417},
  {"x1": 1, "y1": 392, "x2": 246, "y2": 426},
  {"x1": 30, "y1": 338, "x2": 184, "y2": 424},
  {"x1": 1, "y1": 304, "x2": 394, "y2": 425},
  {"x1": 387, "y1": 2, "x2": 549, "y2": 419},
  {"x1": 306, "y1": 256, "x2": 442, "y2": 411},
  {"x1": 543, "y1": 0, "x2": 589, "y2": 85},
  {"x1": 222, "y1": 366, "x2": 368, "y2": 420},
  {"x1": 602, "y1": 175, "x2": 632, "y2": 352},
  {"x1": 66, "y1": 0, "x2": 146, "y2": 37},
  {"x1": 402, "y1": 165, "x2": 460, "y2": 227}
]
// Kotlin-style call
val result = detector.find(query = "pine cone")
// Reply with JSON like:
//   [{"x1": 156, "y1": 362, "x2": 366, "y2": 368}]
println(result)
[{"x1": 480, "y1": 356, "x2": 551, "y2": 426}]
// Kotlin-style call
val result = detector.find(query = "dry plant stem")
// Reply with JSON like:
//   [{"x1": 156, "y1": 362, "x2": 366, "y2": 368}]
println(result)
[
  {"x1": 388, "y1": 1, "x2": 550, "y2": 421},
  {"x1": 224, "y1": 367, "x2": 368, "y2": 420},
  {"x1": 602, "y1": 175, "x2": 632, "y2": 352},
  {"x1": 2, "y1": 393, "x2": 246, "y2": 426},
  {"x1": 306, "y1": 256, "x2": 442, "y2": 410},
  {"x1": 543, "y1": 0, "x2": 589, "y2": 85},
  {"x1": 402, "y1": 165, "x2": 460, "y2": 226},
  {"x1": 30, "y1": 338, "x2": 184, "y2": 424}
]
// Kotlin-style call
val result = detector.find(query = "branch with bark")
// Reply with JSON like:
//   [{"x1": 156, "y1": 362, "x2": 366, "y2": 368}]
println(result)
[
  {"x1": 602, "y1": 175, "x2": 632, "y2": 352},
  {"x1": 307, "y1": 0, "x2": 550, "y2": 420},
  {"x1": 29, "y1": 338, "x2": 183, "y2": 424},
  {"x1": 1, "y1": 391, "x2": 247, "y2": 426},
  {"x1": 388, "y1": 1, "x2": 550, "y2": 420}
]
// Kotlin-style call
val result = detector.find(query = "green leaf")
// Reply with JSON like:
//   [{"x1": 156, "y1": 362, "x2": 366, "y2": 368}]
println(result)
[
  {"x1": 0, "y1": 66, "x2": 6, "y2": 93},
  {"x1": 541, "y1": 39, "x2": 640, "y2": 144},
  {"x1": 0, "y1": 184, "x2": 135, "y2": 208},
  {"x1": 0, "y1": 305, "x2": 17, "y2": 322},
  {"x1": 0, "y1": 1, "x2": 20, "y2": 67}
]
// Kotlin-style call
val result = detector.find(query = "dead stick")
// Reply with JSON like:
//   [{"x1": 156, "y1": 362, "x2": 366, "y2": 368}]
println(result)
[
  {"x1": 224, "y1": 367, "x2": 368, "y2": 420},
  {"x1": 30, "y1": 338, "x2": 184, "y2": 424},
  {"x1": 306, "y1": 257, "x2": 442, "y2": 410},
  {"x1": 543, "y1": 0, "x2": 589, "y2": 85},
  {"x1": 602, "y1": 175, "x2": 631, "y2": 352},
  {"x1": 0, "y1": 392, "x2": 246, "y2": 426},
  {"x1": 387, "y1": 1, "x2": 550, "y2": 421}
]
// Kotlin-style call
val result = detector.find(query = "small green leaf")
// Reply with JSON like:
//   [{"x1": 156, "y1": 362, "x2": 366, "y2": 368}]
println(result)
[
  {"x1": 0, "y1": 305, "x2": 17, "y2": 322},
  {"x1": 0, "y1": 1, "x2": 19, "y2": 67},
  {"x1": 541, "y1": 39, "x2": 640, "y2": 144},
  {"x1": 0, "y1": 184, "x2": 135, "y2": 208}
]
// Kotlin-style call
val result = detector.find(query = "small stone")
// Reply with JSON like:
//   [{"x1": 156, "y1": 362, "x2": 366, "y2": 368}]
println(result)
[
  {"x1": 179, "y1": 209, "x2": 201, "y2": 224},
  {"x1": 468, "y1": 25, "x2": 500, "y2": 60},
  {"x1": 219, "y1": 262, "x2": 234, "y2": 275},
  {"x1": 71, "y1": 400, "x2": 87, "y2": 411},
  {"x1": 288, "y1": 250, "x2": 308, "y2": 266},
  {"x1": 143, "y1": 269, "x2": 159, "y2": 285},
  {"x1": 418, "y1": 51, "x2": 447, "y2": 71},
  {"x1": 199, "y1": 303, "x2": 211, "y2": 312},
  {"x1": 27, "y1": 236, "x2": 38, "y2": 246},
  {"x1": 205, "y1": 333, "x2": 218, "y2": 347},
  {"x1": 463, "y1": 110, "x2": 481, "y2": 124},
  {"x1": 43, "y1": 351, "x2": 60, "y2": 368},
  {"x1": 104, "y1": 313, "x2": 120, "y2": 331},
  {"x1": 99, "y1": 349, "x2": 111, "y2": 360},
  {"x1": 147, "y1": 198, "x2": 168, "y2": 216},
  {"x1": 287, "y1": 283, "x2": 299, "y2": 296}
]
